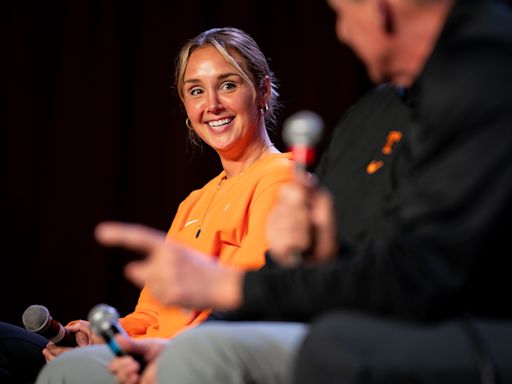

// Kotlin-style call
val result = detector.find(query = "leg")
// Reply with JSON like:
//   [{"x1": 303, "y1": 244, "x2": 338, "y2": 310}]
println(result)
[
  {"x1": 157, "y1": 321, "x2": 308, "y2": 384},
  {"x1": 472, "y1": 319, "x2": 512, "y2": 384},
  {"x1": 294, "y1": 312, "x2": 512, "y2": 384},
  {"x1": 36, "y1": 344, "x2": 116, "y2": 384},
  {"x1": 0, "y1": 321, "x2": 48, "y2": 383}
]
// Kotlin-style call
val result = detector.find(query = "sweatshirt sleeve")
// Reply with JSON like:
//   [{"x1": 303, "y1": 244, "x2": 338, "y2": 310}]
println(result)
[
  {"x1": 118, "y1": 285, "x2": 160, "y2": 337},
  {"x1": 221, "y1": 157, "x2": 295, "y2": 270}
]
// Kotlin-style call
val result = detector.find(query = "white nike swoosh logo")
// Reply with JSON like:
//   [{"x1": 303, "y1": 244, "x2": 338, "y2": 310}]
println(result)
[{"x1": 184, "y1": 219, "x2": 199, "y2": 227}]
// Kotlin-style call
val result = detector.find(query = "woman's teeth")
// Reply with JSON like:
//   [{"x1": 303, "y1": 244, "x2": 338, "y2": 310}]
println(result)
[{"x1": 208, "y1": 117, "x2": 232, "y2": 128}]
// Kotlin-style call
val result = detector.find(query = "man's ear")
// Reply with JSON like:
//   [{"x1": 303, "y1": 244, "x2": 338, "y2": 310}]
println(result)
[{"x1": 378, "y1": 0, "x2": 395, "y2": 34}]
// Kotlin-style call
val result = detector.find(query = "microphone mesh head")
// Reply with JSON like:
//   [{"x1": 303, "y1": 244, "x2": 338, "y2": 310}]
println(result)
[
  {"x1": 88, "y1": 303, "x2": 120, "y2": 335},
  {"x1": 22, "y1": 304, "x2": 50, "y2": 332},
  {"x1": 282, "y1": 110, "x2": 324, "y2": 147}
]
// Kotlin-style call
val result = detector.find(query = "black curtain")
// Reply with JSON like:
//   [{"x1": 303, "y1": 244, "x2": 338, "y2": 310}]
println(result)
[{"x1": 3, "y1": 0, "x2": 369, "y2": 325}]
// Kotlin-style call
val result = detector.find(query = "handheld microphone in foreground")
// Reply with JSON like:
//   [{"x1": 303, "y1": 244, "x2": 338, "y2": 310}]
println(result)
[
  {"x1": 282, "y1": 110, "x2": 324, "y2": 174},
  {"x1": 88, "y1": 303, "x2": 147, "y2": 369},
  {"x1": 22, "y1": 304, "x2": 78, "y2": 347},
  {"x1": 282, "y1": 110, "x2": 324, "y2": 264},
  {"x1": 88, "y1": 303, "x2": 127, "y2": 357}
]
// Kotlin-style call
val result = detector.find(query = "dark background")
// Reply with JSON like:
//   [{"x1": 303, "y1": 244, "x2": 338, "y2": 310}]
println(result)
[{"x1": 3, "y1": 0, "x2": 370, "y2": 326}]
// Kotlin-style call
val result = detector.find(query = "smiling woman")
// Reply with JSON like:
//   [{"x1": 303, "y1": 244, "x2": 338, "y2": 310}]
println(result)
[
  {"x1": 115, "y1": 27, "x2": 295, "y2": 339},
  {"x1": 115, "y1": 27, "x2": 295, "y2": 340},
  {"x1": 0, "y1": 27, "x2": 295, "y2": 383}
]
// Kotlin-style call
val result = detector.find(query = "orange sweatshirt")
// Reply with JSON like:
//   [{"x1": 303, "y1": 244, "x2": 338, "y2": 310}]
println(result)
[{"x1": 118, "y1": 153, "x2": 294, "y2": 338}]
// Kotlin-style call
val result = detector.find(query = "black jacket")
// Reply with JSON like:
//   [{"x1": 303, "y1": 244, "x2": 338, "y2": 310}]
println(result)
[{"x1": 237, "y1": 0, "x2": 512, "y2": 323}]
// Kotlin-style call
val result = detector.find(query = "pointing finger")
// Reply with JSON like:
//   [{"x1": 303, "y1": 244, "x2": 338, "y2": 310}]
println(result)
[{"x1": 95, "y1": 222, "x2": 166, "y2": 254}]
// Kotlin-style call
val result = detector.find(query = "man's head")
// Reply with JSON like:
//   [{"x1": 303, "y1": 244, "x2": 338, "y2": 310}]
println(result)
[{"x1": 327, "y1": 0, "x2": 454, "y2": 86}]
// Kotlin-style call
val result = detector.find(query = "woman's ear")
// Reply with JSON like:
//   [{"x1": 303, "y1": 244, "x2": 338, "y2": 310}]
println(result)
[
  {"x1": 378, "y1": 0, "x2": 395, "y2": 34},
  {"x1": 259, "y1": 75, "x2": 271, "y2": 103}
]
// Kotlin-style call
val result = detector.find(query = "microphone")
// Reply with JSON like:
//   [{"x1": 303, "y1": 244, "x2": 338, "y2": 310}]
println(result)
[
  {"x1": 22, "y1": 304, "x2": 77, "y2": 347},
  {"x1": 88, "y1": 303, "x2": 146, "y2": 370},
  {"x1": 87, "y1": 303, "x2": 127, "y2": 357},
  {"x1": 282, "y1": 110, "x2": 324, "y2": 264},
  {"x1": 282, "y1": 110, "x2": 324, "y2": 174}
]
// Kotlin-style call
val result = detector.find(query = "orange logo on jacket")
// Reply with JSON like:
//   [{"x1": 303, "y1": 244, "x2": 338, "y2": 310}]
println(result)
[
  {"x1": 382, "y1": 131, "x2": 403, "y2": 155},
  {"x1": 366, "y1": 160, "x2": 384, "y2": 174},
  {"x1": 366, "y1": 130, "x2": 403, "y2": 174}
]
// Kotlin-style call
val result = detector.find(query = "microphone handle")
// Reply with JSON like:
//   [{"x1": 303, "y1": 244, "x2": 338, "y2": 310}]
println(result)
[
  {"x1": 101, "y1": 325, "x2": 147, "y2": 370},
  {"x1": 42, "y1": 319, "x2": 78, "y2": 347},
  {"x1": 54, "y1": 325, "x2": 78, "y2": 347},
  {"x1": 293, "y1": 144, "x2": 313, "y2": 262},
  {"x1": 291, "y1": 145, "x2": 315, "y2": 175},
  {"x1": 291, "y1": 145, "x2": 316, "y2": 263},
  {"x1": 101, "y1": 326, "x2": 125, "y2": 357}
]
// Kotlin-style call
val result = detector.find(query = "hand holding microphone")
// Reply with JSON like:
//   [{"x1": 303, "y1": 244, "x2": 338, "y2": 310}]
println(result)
[
  {"x1": 88, "y1": 304, "x2": 147, "y2": 370},
  {"x1": 22, "y1": 304, "x2": 78, "y2": 347},
  {"x1": 270, "y1": 111, "x2": 326, "y2": 265},
  {"x1": 88, "y1": 303, "x2": 127, "y2": 356}
]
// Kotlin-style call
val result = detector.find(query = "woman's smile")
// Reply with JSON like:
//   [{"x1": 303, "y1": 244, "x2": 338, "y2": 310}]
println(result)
[{"x1": 206, "y1": 116, "x2": 235, "y2": 133}]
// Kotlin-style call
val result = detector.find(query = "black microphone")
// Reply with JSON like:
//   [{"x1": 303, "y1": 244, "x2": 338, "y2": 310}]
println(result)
[
  {"x1": 22, "y1": 304, "x2": 78, "y2": 347},
  {"x1": 88, "y1": 303, "x2": 146, "y2": 370},
  {"x1": 282, "y1": 110, "x2": 324, "y2": 174}
]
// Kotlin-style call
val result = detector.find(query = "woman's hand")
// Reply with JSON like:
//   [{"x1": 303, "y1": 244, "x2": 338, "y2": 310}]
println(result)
[{"x1": 42, "y1": 320, "x2": 94, "y2": 361}]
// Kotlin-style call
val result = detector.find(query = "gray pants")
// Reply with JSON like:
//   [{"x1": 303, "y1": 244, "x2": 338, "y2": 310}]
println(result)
[
  {"x1": 36, "y1": 344, "x2": 116, "y2": 384},
  {"x1": 35, "y1": 321, "x2": 308, "y2": 384},
  {"x1": 157, "y1": 322, "x2": 307, "y2": 384}
]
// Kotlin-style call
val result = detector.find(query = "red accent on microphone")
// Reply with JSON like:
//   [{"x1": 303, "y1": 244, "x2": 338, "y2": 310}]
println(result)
[
  {"x1": 22, "y1": 305, "x2": 78, "y2": 347},
  {"x1": 289, "y1": 145, "x2": 316, "y2": 168},
  {"x1": 282, "y1": 110, "x2": 324, "y2": 174}
]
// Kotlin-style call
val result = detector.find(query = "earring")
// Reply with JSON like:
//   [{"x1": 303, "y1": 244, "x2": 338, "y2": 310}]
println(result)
[
  {"x1": 186, "y1": 118, "x2": 193, "y2": 130},
  {"x1": 260, "y1": 103, "x2": 269, "y2": 116}
]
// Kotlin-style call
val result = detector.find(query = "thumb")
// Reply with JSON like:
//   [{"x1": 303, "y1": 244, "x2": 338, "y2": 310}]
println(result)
[
  {"x1": 75, "y1": 332, "x2": 90, "y2": 347},
  {"x1": 114, "y1": 335, "x2": 146, "y2": 356}
]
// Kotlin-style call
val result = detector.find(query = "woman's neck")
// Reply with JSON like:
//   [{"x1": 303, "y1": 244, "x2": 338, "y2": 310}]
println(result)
[{"x1": 220, "y1": 138, "x2": 279, "y2": 178}]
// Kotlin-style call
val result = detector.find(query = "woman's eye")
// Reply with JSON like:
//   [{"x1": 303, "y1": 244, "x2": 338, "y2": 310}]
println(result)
[
  {"x1": 189, "y1": 87, "x2": 203, "y2": 96},
  {"x1": 221, "y1": 81, "x2": 237, "y2": 91}
]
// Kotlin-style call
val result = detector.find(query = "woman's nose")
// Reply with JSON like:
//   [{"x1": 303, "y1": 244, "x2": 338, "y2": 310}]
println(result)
[{"x1": 206, "y1": 92, "x2": 224, "y2": 113}]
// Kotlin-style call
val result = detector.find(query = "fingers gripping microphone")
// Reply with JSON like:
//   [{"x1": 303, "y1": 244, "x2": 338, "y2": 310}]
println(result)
[
  {"x1": 22, "y1": 305, "x2": 78, "y2": 347},
  {"x1": 282, "y1": 111, "x2": 324, "y2": 264},
  {"x1": 282, "y1": 110, "x2": 324, "y2": 174},
  {"x1": 88, "y1": 303, "x2": 127, "y2": 357},
  {"x1": 88, "y1": 304, "x2": 146, "y2": 370}
]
